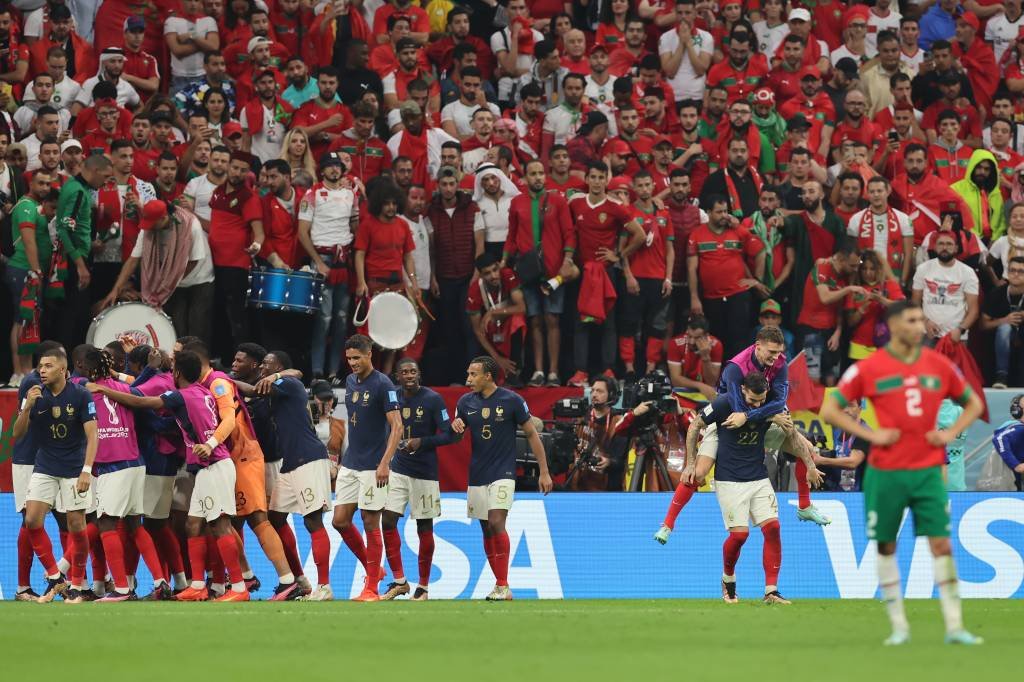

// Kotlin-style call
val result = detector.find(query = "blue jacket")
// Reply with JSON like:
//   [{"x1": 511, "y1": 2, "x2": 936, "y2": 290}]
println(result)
[
  {"x1": 918, "y1": 4, "x2": 960, "y2": 50},
  {"x1": 993, "y1": 420, "x2": 1024, "y2": 469}
]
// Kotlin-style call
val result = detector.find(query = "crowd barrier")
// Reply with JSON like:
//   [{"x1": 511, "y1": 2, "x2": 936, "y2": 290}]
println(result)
[{"x1": 1, "y1": 492, "x2": 1022, "y2": 600}]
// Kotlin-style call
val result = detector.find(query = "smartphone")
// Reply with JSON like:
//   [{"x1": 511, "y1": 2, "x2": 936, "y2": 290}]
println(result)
[{"x1": 888, "y1": 130, "x2": 898, "y2": 142}]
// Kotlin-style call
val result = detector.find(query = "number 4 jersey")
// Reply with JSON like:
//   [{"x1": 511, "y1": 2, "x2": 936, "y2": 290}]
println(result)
[{"x1": 835, "y1": 346, "x2": 973, "y2": 470}]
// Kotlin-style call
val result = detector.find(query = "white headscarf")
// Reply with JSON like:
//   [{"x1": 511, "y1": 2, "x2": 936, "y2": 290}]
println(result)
[{"x1": 472, "y1": 164, "x2": 520, "y2": 203}]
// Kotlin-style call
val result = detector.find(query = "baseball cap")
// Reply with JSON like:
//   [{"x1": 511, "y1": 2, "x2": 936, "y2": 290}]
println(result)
[
  {"x1": 319, "y1": 151, "x2": 345, "y2": 168},
  {"x1": 844, "y1": 5, "x2": 870, "y2": 24},
  {"x1": 608, "y1": 176, "x2": 632, "y2": 192},
  {"x1": 759, "y1": 299, "x2": 782, "y2": 316},
  {"x1": 753, "y1": 87, "x2": 775, "y2": 104},
  {"x1": 957, "y1": 10, "x2": 980, "y2": 31},
  {"x1": 123, "y1": 15, "x2": 145, "y2": 32},
  {"x1": 834, "y1": 57, "x2": 860, "y2": 79},
  {"x1": 788, "y1": 8, "x2": 811, "y2": 22},
  {"x1": 222, "y1": 121, "x2": 243, "y2": 138},
  {"x1": 590, "y1": 42, "x2": 609, "y2": 54},
  {"x1": 603, "y1": 139, "x2": 632, "y2": 156},
  {"x1": 139, "y1": 200, "x2": 168, "y2": 232},
  {"x1": 50, "y1": 4, "x2": 72, "y2": 21},
  {"x1": 247, "y1": 36, "x2": 272, "y2": 53},
  {"x1": 395, "y1": 37, "x2": 418, "y2": 52},
  {"x1": 578, "y1": 110, "x2": 609, "y2": 134},
  {"x1": 937, "y1": 71, "x2": 961, "y2": 85},
  {"x1": 60, "y1": 139, "x2": 82, "y2": 153},
  {"x1": 786, "y1": 114, "x2": 811, "y2": 131},
  {"x1": 652, "y1": 134, "x2": 673, "y2": 148},
  {"x1": 798, "y1": 65, "x2": 821, "y2": 81},
  {"x1": 149, "y1": 111, "x2": 173, "y2": 126}
]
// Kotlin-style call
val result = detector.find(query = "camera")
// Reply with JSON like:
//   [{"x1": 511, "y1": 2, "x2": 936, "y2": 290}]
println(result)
[
  {"x1": 552, "y1": 397, "x2": 588, "y2": 419},
  {"x1": 621, "y1": 370, "x2": 677, "y2": 416}
]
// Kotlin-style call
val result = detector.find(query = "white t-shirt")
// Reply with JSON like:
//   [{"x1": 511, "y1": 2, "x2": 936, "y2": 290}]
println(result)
[
  {"x1": 490, "y1": 27, "x2": 545, "y2": 100},
  {"x1": 473, "y1": 193, "x2": 513, "y2": 244},
  {"x1": 131, "y1": 212, "x2": 215, "y2": 287},
  {"x1": 22, "y1": 7, "x2": 45, "y2": 39},
  {"x1": 912, "y1": 258, "x2": 980, "y2": 336},
  {"x1": 441, "y1": 99, "x2": 501, "y2": 138},
  {"x1": 297, "y1": 182, "x2": 357, "y2": 248},
  {"x1": 752, "y1": 20, "x2": 788, "y2": 57},
  {"x1": 900, "y1": 46, "x2": 925, "y2": 76},
  {"x1": 239, "y1": 104, "x2": 286, "y2": 163},
  {"x1": 658, "y1": 28, "x2": 714, "y2": 102},
  {"x1": 95, "y1": 178, "x2": 157, "y2": 263},
  {"x1": 13, "y1": 104, "x2": 70, "y2": 140},
  {"x1": 846, "y1": 207, "x2": 914, "y2": 263},
  {"x1": 988, "y1": 234, "x2": 1024, "y2": 272},
  {"x1": 543, "y1": 104, "x2": 585, "y2": 145},
  {"x1": 183, "y1": 174, "x2": 221, "y2": 220},
  {"x1": 164, "y1": 15, "x2": 219, "y2": 78},
  {"x1": 75, "y1": 76, "x2": 140, "y2": 109},
  {"x1": 23, "y1": 76, "x2": 81, "y2": 111},
  {"x1": 986, "y1": 12, "x2": 1024, "y2": 63},
  {"x1": 831, "y1": 44, "x2": 873, "y2": 66},
  {"x1": 406, "y1": 214, "x2": 432, "y2": 289},
  {"x1": 386, "y1": 127, "x2": 458, "y2": 180},
  {"x1": 866, "y1": 9, "x2": 902, "y2": 54}
]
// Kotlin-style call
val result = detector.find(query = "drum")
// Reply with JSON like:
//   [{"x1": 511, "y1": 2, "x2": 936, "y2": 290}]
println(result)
[
  {"x1": 247, "y1": 267, "x2": 324, "y2": 314},
  {"x1": 355, "y1": 291, "x2": 419, "y2": 349},
  {"x1": 87, "y1": 302, "x2": 177, "y2": 350}
]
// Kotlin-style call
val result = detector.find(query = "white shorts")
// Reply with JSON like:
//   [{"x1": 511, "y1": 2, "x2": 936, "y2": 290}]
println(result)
[
  {"x1": 697, "y1": 423, "x2": 788, "y2": 461},
  {"x1": 265, "y1": 459, "x2": 283, "y2": 504},
  {"x1": 715, "y1": 479, "x2": 779, "y2": 529},
  {"x1": 467, "y1": 479, "x2": 515, "y2": 520},
  {"x1": 171, "y1": 464, "x2": 195, "y2": 512},
  {"x1": 385, "y1": 472, "x2": 441, "y2": 519},
  {"x1": 270, "y1": 458, "x2": 332, "y2": 516},
  {"x1": 334, "y1": 466, "x2": 388, "y2": 510},
  {"x1": 94, "y1": 466, "x2": 145, "y2": 518},
  {"x1": 13, "y1": 463, "x2": 33, "y2": 513},
  {"x1": 144, "y1": 474, "x2": 176, "y2": 519},
  {"x1": 188, "y1": 459, "x2": 237, "y2": 522},
  {"x1": 26, "y1": 472, "x2": 93, "y2": 513}
]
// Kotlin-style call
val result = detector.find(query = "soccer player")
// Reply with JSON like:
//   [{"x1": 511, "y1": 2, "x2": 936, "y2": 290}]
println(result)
[
  {"x1": 451, "y1": 356, "x2": 553, "y2": 601},
  {"x1": 12, "y1": 346, "x2": 97, "y2": 603},
  {"x1": 332, "y1": 334, "x2": 403, "y2": 602},
  {"x1": 82, "y1": 348, "x2": 172, "y2": 601},
  {"x1": 684, "y1": 371, "x2": 815, "y2": 605},
  {"x1": 237, "y1": 350, "x2": 331, "y2": 601},
  {"x1": 380, "y1": 358, "x2": 454, "y2": 601},
  {"x1": 91, "y1": 351, "x2": 250, "y2": 601},
  {"x1": 821, "y1": 300, "x2": 985, "y2": 646},
  {"x1": 182, "y1": 339, "x2": 299, "y2": 599}
]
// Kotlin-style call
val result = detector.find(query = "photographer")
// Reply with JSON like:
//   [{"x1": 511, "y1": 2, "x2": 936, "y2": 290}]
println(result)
[
  {"x1": 809, "y1": 402, "x2": 869, "y2": 492},
  {"x1": 568, "y1": 376, "x2": 629, "y2": 491},
  {"x1": 993, "y1": 395, "x2": 1024, "y2": 491},
  {"x1": 614, "y1": 371, "x2": 692, "y2": 493}
]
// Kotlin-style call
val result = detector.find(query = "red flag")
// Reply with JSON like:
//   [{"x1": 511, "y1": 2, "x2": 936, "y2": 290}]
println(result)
[
  {"x1": 935, "y1": 336, "x2": 990, "y2": 422},
  {"x1": 787, "y1": 351, "x2": 825, "y2": 412}
]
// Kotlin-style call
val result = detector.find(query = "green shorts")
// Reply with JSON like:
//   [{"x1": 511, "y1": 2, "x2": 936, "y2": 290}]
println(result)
[{"x1": 862, "y1": 465, "x2": 950, "y2": 543}]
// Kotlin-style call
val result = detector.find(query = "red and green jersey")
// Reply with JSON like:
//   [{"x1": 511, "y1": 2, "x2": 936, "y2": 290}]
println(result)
[
  {"x1": 706, "y1": 55, "x2": 769, "y2": 104},
  {"x1": 687, "y1": 224, "x2": 761, "y2": 298},
  {"x1": 835, "y1": 347, "x2": 972, "y2": 470},
  {"x1": 796, "y1": 257, "x2": 847, "y2": 330}
]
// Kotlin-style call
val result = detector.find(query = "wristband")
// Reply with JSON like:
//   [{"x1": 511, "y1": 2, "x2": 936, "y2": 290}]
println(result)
[
  {"x1": 81, "y1": 465, "x2": 92, "y2": 475},
  {"x1": 274, "y1": 372, "x2": 281, "y2": 381},
  {"x1": 205, "y1": 437, "x2": 219, "y2": 449}
]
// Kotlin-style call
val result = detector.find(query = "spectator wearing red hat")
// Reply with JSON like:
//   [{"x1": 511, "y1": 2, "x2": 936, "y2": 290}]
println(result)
[
  {"x1": 952, "y1": 11, "x2": 999, "y2": 115},
  {"x1": 751, "y1": 87, "x2": 786, "y2": 148},
  {"x1": 647, "y1": 136, "x2": 677, "y2": 194},
  {"x1": 707, "y1": 28, "x2": 768, "y2": 105},
  {"x1": 773, "y1": 8, "x2": 831, "y2": 74},
  {"x1": 766, "y1": 34, "x2": 809, "y2": 105},
  {"x1": 829, "y1": 5, "x2": 874, "y2": 66},
  {"x1": 659, "y1": 0, "x2": 713, "y2": 107}
]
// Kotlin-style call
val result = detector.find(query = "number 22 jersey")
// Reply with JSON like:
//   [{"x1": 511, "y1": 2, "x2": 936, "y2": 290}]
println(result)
[{"x1": 456, "y1": 387, "x2": 531, "y2": 486}]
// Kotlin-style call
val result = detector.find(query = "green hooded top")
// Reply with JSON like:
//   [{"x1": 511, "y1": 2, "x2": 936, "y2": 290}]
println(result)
[
  {"x1": 753, "y1": 108, "x2": 787, "y2": 149},
  {"x1": 951, "y1": 149, "x2": 1006, "y2": 242}
]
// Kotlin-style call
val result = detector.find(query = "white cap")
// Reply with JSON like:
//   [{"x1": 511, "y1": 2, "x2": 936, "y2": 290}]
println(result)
[
  {"x1": 247, "y1": 36, "x2": 272, "y2": 53},
  {"x1": 789, "y1": 8, "x2": 811, "y2": 22},
  {"x1": 61, "y1": 139, "x2": 82, "y2": 153}
]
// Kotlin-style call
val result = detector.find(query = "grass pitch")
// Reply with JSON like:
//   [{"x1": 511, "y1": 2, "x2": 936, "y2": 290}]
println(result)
[{"x1": 0, "y1": 599, "x2": 1015, "y2": 681}]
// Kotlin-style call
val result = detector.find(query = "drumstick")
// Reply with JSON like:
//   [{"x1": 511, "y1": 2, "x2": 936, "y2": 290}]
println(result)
[{"x1": 415, "y1": 297, "x2": 436, "y2": 321}]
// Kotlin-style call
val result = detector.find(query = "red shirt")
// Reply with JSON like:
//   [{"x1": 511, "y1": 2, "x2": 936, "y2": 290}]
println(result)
[
  {"x1": 372, "y1": 5, "x2": 431, "y2": 37},
  {"x1": 292, "y1": 99, "x2": 353, "y2": 160},
  {"x1": 608, "y1": 48, "x2": 650, "y2": 78},
  {"x1": 131, "y1": 146, "x2": 162, "y2": 184},
  {"x1": 560, "y1": 55, "x2": 591, "y2": 75},
  {"x1": 504, "y1": 189, "x2": 575, "y2": 279},
  {"x1": 830, "y1": 118, "x2": 883, "y2": 154},
  {"x1": 835, "y1": 347, "x2": 971, "y2": 470},
  {"x1": 706, "y1": 55, "x2": 769, "y2": 104},
  {"x1": 208, "y1": 183, "x2": 262, "y2": 268},
  {"x1": 425, "y1": 36, "x2": 494, "y2": 80},
  {"x1": 154, "y1": 180, "x2": 185, "y2": 205},
  {"x1": 260, "y1": 188, "x2": 306, "y2": 269},
  {"x1": 765, "y1": 65, "x2": 803, "y2": 105},
  {"x1": 570, "y1": 195, "x2": 634, "y2": 265},
  {"x1": 122, "y1": 48, "x2": 160, "y2": 102},
  {"x1": 544, "y1": 174, "x2": 586, "y2": 199},
  {"x1": 921, "y1": 101, "x2": 982, "y2": 140},
  {"x1": 778, "y1": 93, "x2": 836, "y2": 154},
  {"x1": 666, "y1": 332, "x2": 723, "y2": 382},
  {"x1": 369, "y1": 43, "x2": 432, "y2": 78},
  {"x1": 81, "y1": 129, "x2": 119, "y2": 156},
  {"x1": 269, "y1": 7, "x2": 315, "y2": 57},
  {"x1": 355, "y1": 214, "x2": 415, "y2": 280},
  {"x1": 465, "y1": 267, "x2": 523, "y2": 354},
  {"x1": 845, "y1": 278, "x2": 905, "y2": 347},
  {"x1": 329, "y1": 133, "x2": 392, "y2": 183},
  {"x1": 628, "y1": 205, "x2": 672, "y2": 280},
  {"x1": 796, "y1": 257, "x2": 848, "y2": 330},
  {"x1": 687, "y1": 223, "x2": 762, "y2": 299},
  {"x1": 929, "y1": 144, "x2": 972, "y2": 183}
]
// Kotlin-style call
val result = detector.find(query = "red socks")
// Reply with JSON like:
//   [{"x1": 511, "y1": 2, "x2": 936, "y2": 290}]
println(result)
[
  {"x1": 69, "y1": 530, "x2": 88, "y2": 586},
  {"x1": 155, "y1": 525, "x2": 185, "y2": 576},
  {"x1": 761, "y1": 520, "x2": 782, "y2": 588},
  {"x1": 17, "y1": 526, "x2": 33, "y2": 586},
  {"x1": 382, "y1": 528, "x2": 405, "y2": 581},
  {"x1": 100, "y1": 530, "x2": 129, "y2": 590},
  {"x1": 206, "y1": 535, "x2": 225, "y2": 584},
  {"x1": 722, "y1": 531, "x2": 748, "y2": 577},
  {"x1": 663, "y1": 482, "x2": 697, "y2": 530},
  {"x1": 309, "y1": 527, "x2": 331, "y2": 586},
  {"x1": 339, "y1": 525, "x2": 367, "y2": 569},
  {"x1": 86, "y1": 522, "x2": 106, "y2": 583},
  {"x1": 27, "y1": 526, "x2": 57, "y2": 576},
  {"x1": 645, "y1": 337, "x2": 663, "y2": 365},
  {"x1": 187, "y1": 536, "x2": 207, "y2": 584},
  {"x1": 491, "y1": 532, "x2": 510, "y2": 587},
  {"x1": 796, "y1": 460, "x2": 810, "y2": 509},
  {"x1": 216, "y1": 534, "x2": 243, "y2": 585},
  {"x1": 275, "y1": 523, "x2": 305, "y2": 577},
  {"x1": 618, "y1": 337, "x2": 635, "y2": 364},
  {"x1": 117, "y1": 521, "x2": 140, "y2": 576},
  {"x1": 483, "y1": 534, "x2": 496, "y2": 574},
  {"x1": 133, "y1": 526, "x2": 167, "y2": 583},
  {"x1": 365, "y1": 527, "x2": 383, "y2": 583},
  {"x1": 418, "y1": 529, "x2": 435, "y2": 587}
]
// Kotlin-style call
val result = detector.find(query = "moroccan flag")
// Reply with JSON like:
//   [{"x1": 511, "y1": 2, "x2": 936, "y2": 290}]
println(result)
[
  {"x1": 935, "y1": 336, "x2": 990, "y2": 422},
  {"x1": 787, "y1": 351, "x2": 825, "y2": 412}
]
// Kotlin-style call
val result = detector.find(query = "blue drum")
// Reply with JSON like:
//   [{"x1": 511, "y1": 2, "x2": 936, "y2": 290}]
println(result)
[{"x1": 247, "y1": 267, "x2": 324, "y2": 314}]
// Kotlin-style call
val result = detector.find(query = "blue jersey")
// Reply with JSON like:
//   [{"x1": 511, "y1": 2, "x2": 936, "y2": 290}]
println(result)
[
  {"x1": 457, "y1": 387, "x2": 531, "y2": 486},
  {"x1": 344, "y1": 370, "x2": 400, "y2": 471},
  {"x1": 12, "y1": 372, "x2": 42, "y2": 465},
  {"x1": 701, "y1": 395, "x2": 770, "y2": 483},
  {"x1": 993, "y1": 420, "x2": 1024, "y2": 469},
  {"x1": 30, "y1": 381, "x2": 96, "y2": 478},
  {"x1": 391, "y1": 387, "x2": 453, "y2": 481},
  {"x1": 248, "y1": 394, "x2": 279, "y2": 463},
  {"x1": 718, "y1": 359, "x2": 789, "y2": 422},
  {"x1": 266, "y1": 376, "x2": 328, "y2": 473},
  {"x1": 129, "y1": 369, "x2": 182, "y2": 476}
]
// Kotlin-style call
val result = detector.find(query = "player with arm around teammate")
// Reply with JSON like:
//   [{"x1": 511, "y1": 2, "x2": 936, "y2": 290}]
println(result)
[
  {"x1": 451, "y1": 356, "x2": 553, "y2": 601},
  {"x1": 821, "y1": 300, "x2": 985, "y2": 646},
  {"x1": 380, "y1": 357, "x2": 455, "y2": 601}
]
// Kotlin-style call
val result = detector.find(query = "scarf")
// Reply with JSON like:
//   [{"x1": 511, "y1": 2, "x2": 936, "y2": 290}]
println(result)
[
  {"x1": 242, "y1": 96, "x2": 293, "y2": 135},
  {"x1": 748, "y1": 211, "x2": 783, "y2": 289},
  {"x1": 17, "y1": 271, "x2": 41, "y2": 355},
  {"x1": 954, "y1": 38, "x2": 999, "y2": 114},
  {"x1": 140, "y1": 206, "x2": 195, "y2": 307},
  {"x1": 752, "y1": 108, "x2": 787, "y2": 149},
  {"x1": 855, "y1": 207, "x2": 905, "y2": 275},
  {"x1": 723, "y1": 166, "x2": 761, "y2": 218},
  {"x1": 398, "y1": 126, "x2": 430, "y2": 185},
  {"x1": 513, "y1": 17, "x2": 535, "y2": 55}
]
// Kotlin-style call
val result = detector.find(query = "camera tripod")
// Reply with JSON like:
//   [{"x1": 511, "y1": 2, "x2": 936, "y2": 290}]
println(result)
[{"x1": 627, "y1": 428, "x2": 674, "y2": 492}]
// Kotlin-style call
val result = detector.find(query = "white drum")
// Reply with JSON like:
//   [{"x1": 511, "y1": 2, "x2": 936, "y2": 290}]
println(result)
[
  {"x1": 87, "y1": 302, "x2": 178, "y2": 350},
  {"x1": 356, "y1": 292, "x2": 418, "y2": 349}
]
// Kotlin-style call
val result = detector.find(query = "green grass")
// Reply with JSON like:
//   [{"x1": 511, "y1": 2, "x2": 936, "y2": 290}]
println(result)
[{"x1": 0, "y1": 599, "x2": 1015, "y2": 681}]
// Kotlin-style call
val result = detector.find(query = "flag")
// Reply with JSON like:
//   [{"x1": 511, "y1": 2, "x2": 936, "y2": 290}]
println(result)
[
  {"x1": 787, "y1": 351, "x2": 825, "y2": 412},
  {"x1": 935, "y1": 336, "x2": 990, "y2": 422}
]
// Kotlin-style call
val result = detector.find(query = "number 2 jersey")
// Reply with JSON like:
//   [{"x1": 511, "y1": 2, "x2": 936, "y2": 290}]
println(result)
[
  {"x1": 456, "y1": 387, "x2": 531, "y2": 486},
  {"x1": 701, "y1": 395, "x2": 771, "y2": 483},
  {"x1": 835, "y1": 346, "x2": 972, "y2": 470},
  {"x1": 391, "y1": 386, "x2": 453, "y2": 481}
]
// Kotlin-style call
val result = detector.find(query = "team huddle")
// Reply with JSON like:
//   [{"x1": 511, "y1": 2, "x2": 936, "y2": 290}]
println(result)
[{"x1": 10, "y1": 331, "x2": 550, "y2": 603}]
